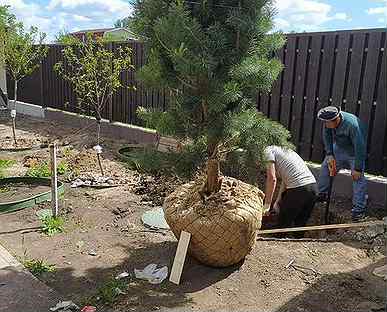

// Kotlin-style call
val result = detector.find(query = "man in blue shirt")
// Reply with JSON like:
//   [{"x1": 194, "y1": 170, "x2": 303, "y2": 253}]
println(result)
[{"x1": 317, "y1": 106, "x2": 368, "y2": 222}]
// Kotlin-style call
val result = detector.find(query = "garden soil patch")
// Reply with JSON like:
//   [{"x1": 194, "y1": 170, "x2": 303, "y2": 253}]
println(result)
[
  {"x1": 0, "y1": 123, "x2": 48, "y2": 150},
  {"x1": 0, "y1": 116, "x2": 385, "y2": 312}
]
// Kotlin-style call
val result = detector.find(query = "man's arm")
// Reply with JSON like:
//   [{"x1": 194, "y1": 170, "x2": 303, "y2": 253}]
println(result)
[
  {"x1": 264, "y1": 162, "x2": 277, "y2": 213},
  {"x1": 323, "y1": 127, "x2": 334, "y2": 156},
  {"x1": 349, "y1": 124, "x2": 367, "y2": 172}
]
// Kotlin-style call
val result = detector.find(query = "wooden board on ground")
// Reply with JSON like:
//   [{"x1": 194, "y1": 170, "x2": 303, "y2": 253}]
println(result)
[
  {"x1": 256, "y1": 220, "x2": 385, "y2": 235},
  {"x1": 169, "y1": 231, "x2": 191, "y2": 285}
]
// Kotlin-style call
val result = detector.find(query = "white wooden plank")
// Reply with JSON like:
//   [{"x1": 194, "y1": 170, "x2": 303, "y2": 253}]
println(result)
[
  {"x1": 169, "y1": 231, "x2": 191, "y2": 285},
  {"x1": 256, "y1": 220, "x2": 384, "y2": 235},
  {"x1": 0, "y1": 244, "x2": 20, "y2": 269},
  {"x1": 50, "y1": 143, "x2": 58, "y2": 217}
]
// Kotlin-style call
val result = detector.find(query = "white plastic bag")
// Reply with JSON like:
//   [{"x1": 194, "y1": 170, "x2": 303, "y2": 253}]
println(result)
[{"x1": 134, "y1": 263, "x2": 168, "y2": 284}]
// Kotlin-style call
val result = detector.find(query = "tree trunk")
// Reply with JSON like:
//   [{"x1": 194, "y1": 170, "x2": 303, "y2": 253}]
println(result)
[
  {"x1": 204, "y1": 137, "x2": 221, "y2": 194},
  {"x1": 96, "y1": 118, "x2": 101, "y2": 145},
  {"x1": 206, "y1": 158, "x2": 221, "y2": 194},
  {"x1": 11, "y1": 80, "x2": 18, "y2": 147},
  {"x1": 95, "y1": 118, "x2": 104, "y2": 175}
]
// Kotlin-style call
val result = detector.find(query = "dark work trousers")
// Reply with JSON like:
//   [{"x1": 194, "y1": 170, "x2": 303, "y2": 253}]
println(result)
[{"x1": 277, "y1": 183, "x2": 317, "y2": 238}]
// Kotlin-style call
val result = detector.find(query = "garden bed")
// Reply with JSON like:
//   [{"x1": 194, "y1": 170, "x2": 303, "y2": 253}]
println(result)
[
  {"x1": 0, "y1": 177, "x2": 65, "y2": 213},
  {"x1": 0, "y1": 116, "x2": 385, "y2": 312}
]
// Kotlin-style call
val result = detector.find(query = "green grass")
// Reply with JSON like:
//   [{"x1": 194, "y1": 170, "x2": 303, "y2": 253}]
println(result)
[
  {"x1": 62, "y1": 147, "x2": 73, "y2": 158},
  {"x1": 78, "y1": 278, "x2": 128, "y2": 307},
  {"x1": 25, "y1": 161, "x2": 70, "y2": 178},
  {"x1": 0, "y1": 159, "x2": 16, "y2": 178},
  {"x1": 25, "y1": 162, "x2": 51, "y2": 178},
  {"x1": 96, "y1": 278, "x2": 128, "y2": 305},
  {"x1": 57, "y1": 161, "x2": 70, "y2": 175},
  {"x1": 23, "y1": 258, "x2": 56, "y2": 276},
  {"x1": 41, "y1": 215, "x2": 65, "y2": 236}
]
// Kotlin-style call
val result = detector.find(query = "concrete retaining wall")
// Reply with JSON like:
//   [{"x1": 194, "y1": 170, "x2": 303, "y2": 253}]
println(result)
[
  {"x1": 7, "y1": 100, "x2": 387, "y2": 205},
  {"x1": 10, "y1": 101, "x2": 158, "y2": 145},
  {"x1": 308, "y1": 163, "x2": 386, "y2": 207}
]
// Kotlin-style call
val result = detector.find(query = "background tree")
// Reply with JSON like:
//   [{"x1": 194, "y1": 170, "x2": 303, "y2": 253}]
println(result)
[
  {"x1": 132, "y1": 0, "x2": 291, "y2": 194},
  {"x1": 114, "y1": 16, "x2": 135, "y2": 29},
  {"x1": 54, "y1": 35, "x2": 134, "y2": 175},
  {"x1": 55, "y1": 29, "x2": 80, "y2": 45},
  {"x1": 0, "y1": 5, "x2": 48, "y2": 146}
]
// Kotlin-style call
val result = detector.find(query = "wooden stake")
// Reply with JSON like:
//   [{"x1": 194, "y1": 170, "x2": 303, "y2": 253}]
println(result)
[
  {"x1": 50, "y1": 143, "x2": 58, "y2": 217},
  {"x1": 257, "y1": 220, "x2": 385, "y2": 235},
  {"x1": 169, "y1": 231, "x2": 191, "y2": 285}
]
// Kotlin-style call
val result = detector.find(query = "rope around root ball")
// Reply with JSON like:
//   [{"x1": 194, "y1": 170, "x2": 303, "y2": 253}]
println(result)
[{"x1": 163, "y1": 176, "x2": 264, "y2": 267}]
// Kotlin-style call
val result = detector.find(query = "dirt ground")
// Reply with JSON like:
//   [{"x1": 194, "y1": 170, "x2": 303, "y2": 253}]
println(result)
[{"x1": 0, "y1": 116, "x2": 386, "y2": 312}]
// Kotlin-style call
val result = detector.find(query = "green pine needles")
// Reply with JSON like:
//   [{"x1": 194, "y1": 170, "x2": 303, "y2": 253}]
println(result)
[{"x1": 132, "y1": 0, "x2": 292, "y2": 189}]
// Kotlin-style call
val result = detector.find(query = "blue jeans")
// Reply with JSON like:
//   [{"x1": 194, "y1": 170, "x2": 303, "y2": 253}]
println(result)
[{"x1": 318, "y1": 145, "x2": 367, "y2": 217}]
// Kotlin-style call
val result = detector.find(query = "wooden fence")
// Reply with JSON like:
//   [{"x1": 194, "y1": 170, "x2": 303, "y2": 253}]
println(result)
[{"x1": 6, "y1": 28, "x2": 387, "y2": 176}]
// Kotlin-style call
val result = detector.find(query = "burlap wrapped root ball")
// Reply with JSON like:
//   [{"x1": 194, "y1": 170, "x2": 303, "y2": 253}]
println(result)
[{"x1": 163, "y1": 176, "x2": 264, "y2": 267}]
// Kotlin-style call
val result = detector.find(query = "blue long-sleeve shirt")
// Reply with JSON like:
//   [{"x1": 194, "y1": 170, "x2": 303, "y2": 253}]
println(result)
[{"x1": 323, "y1": 112, "x2": 367, "y2": 171}]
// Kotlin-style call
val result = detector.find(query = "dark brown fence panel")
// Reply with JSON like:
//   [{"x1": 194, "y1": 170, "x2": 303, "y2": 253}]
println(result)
[
  {"x1": 331, "y1": 33, "x2": 351, "y2": 108},
  {"x1": 311, "y1": 34, "x2": 336, "y2": 161},
  {"x1": 6, "y1": 66, "x2": 42, "y2": 106},
  {"x1": 291, "y1": 35, "x2": 310, "y2": 153},
  {"x1": 259, "y1": 92, "x2": 269, "y2": 116},
  {"x1": 269, "y1": 48, "x2": 285, "y2": 121},
  {"x1": 368, "y1": 33, "x2": 386, "y2": 174},
  {"x1": 359, "y1": 32, "x2": 381, "y2": 128},
  {"x1": 298, "y1": 35, "x2": 323, "y2": 159},
  {"x1": 280, "y1": 37, "x2": 297, "y2": 129},
  {"x1": 345, "y1": 32, "x2": 366, "y2": 114}
]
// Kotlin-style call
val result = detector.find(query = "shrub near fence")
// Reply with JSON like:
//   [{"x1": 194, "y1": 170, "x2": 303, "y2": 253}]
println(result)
[{"x1": 6, "y1": 28, "x2": 387, "y2": 176}]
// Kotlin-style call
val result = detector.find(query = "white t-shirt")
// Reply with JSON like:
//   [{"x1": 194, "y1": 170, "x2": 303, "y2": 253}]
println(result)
[{"x1": 264, "y1": 145, "x2": 316, "y2": 189}]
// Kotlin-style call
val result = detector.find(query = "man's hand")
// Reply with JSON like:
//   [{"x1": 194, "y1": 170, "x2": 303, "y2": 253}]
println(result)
[
  {"x1": 351, "y1": 169, "x2": 362, "y2": 181},
  {"x1": 326, "y1": 155, "x2": 337, "y2": 176},
  {"x1": 272, "y1": 201, "x2": 280, "y2": 214},
  {"x1": 263, "y1": 203, "x2": 271, "y2": 216}
]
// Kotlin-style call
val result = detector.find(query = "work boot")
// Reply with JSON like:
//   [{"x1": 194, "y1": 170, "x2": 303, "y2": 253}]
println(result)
[
  {"x1": 352, "y1": 213, "x2": 368, "y2": 223},
  {"x1": 316, "y1": 193, "x2": 328, "y2": 203}
]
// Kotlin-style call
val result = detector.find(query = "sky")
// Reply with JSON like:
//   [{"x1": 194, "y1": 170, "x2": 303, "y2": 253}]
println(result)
[{"x1": 0, "y1": 0, "x2": 386, "y2": 42}]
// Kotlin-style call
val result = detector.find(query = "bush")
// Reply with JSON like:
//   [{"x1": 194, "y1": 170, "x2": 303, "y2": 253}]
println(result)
[
  {"x1": 25, "y1": 161, "x2": 69, "y2": 178},
  {"x1": 25, "y1": 162, "x2": 50, "y2": 178},
  {"x1": 24, "y1": 258, "x2": 55, "y2": 276},
  {"x1": 41, "y1": 215, "x2": 64, "y2": 236},
  {"x1": 123, "y1": 140, "x2": 206, "y2": 179},
  {"x1": 96, "y1": 278, "x2": 127, "y2": 305},
  {"x1": 0, "y1": 159, "x2": 16, "y2": 178}
]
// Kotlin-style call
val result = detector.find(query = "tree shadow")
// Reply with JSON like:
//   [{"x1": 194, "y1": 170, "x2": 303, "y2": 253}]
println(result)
[
  {"x1": 274, "y1": 258, "x2": 386, "y2": 312},
  {"x1": 44, "y1": 240, "x2": 238, "y2": 311},
  {"x1": 0, "y1": 266, "x2": 61, "y2": 312}
]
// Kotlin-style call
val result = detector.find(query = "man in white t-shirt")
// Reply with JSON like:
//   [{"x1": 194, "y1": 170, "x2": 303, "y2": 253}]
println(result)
[{"x1": 263, "y1": 145, "x2": 317, "y2": 235}]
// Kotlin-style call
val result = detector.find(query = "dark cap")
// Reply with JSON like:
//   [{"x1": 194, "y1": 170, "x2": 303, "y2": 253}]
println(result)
[{"x1": 317, "y1": 106, "x2": 341, "y2": 121}]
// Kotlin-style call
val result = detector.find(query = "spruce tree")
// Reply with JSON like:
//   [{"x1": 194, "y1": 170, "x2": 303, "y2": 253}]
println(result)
[{"x1": 132, "y1": 0, "x2": 291, "y2": 193}]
